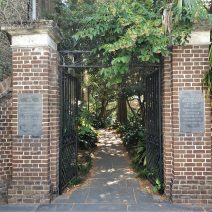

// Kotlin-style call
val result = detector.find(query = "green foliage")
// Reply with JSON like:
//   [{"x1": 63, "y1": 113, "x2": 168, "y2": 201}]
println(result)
[
  {"x1": 202, "y1": 44, "x2": 212, "y2": 105},
  {"x1": 136, "y1": 167, "x2": 148, "y2": 179},
  {"x1": 78, "y1": 105, "x2": 94, "y2": 127},
  {"x1": 203, "y1": 70, "x2": 212, "y2": 105},
  {"x1": 68, "y1": 176, "x2": 84, "y2": 187},
  {"x1": 121, "y1": 69, "x2": 146, "y2": 98},
  {"x1": 78, "y1": 125, "x2": 98, "y2": 150},
  {"x1": 69, "y1": 106, "x2": 95, "y2": 188},
  {"x1": 85, "y1": 71, "x2": 118, "y2": 128},
  {"x1": 0, "y1": 0, "x2": 6, "y2": 7},
  {"x1": 173, "y1": 1, "x2": 212, "y2": 106},
  {"x1": 77, "y1": 153, "x2": 92, "y2": 176},
  {"x1": 53, "y1": 0, "x2": 98, "y2": 50},
  {"x1": 118, "y1": 116, "x2": 146, "y2": 172},
  {"x1": 74, "y1": 1, "x2": 164, "y2": 78},
  {"x1": 72, "y1": 0, "x2": 197, "y2": 81},
  {"x1": 132, "y1": 139, "x2": 146, "y2": 167},
  {"x1": 209, "y1": 44, "x2": 212, "y2": 68},
  {"x1": 53, "y1": 0, "x2": 211, "y2": 83},
  {"x1": 174, "y1": 0, "x2": 210, "y2": 22},
  {"x1": 119, "y1": 119, "x2": 147, "y2": 184},
  {"x1": 78, "y1": 106, "x2": 98, "y2": 150},
  {"x1": 152, "y1": 178, "x2": 163, "y2": 193},
  {"x1": 0, "y1": 31, "x2": 12, "y2": 80},
  {"x1": 120, "y1": 119, "x2": 144, "y2": 147},
  {"x1": 68, "y1": 153, "x2": 92, "y2": 187}
]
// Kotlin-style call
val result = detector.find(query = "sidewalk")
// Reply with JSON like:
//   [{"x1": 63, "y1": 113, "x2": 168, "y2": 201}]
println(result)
[{"x1": 0, "y1": 129, "x2": 211, "y2": 211}]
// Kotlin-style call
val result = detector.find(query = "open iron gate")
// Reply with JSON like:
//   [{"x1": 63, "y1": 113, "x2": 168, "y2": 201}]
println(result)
[
  {"x1": 59, "y1": 69, "x2": 79, "y2": 194},
  {"x1": 145, "y1": 65, "x2": 164, "y2": 190},
  {"x1": 58, "y1": 50, "x2": 164, "y2": 192}
]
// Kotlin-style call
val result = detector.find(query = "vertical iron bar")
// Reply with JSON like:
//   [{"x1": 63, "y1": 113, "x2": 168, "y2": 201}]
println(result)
[
  {"x1": 59, "y1": 69, "x2": 64, "y2": 194},
  {"x1": 59, "y1": 68, "x2": 79, "y2": 194},
  {"x1": 158, "y1": 66, "x2": 164, "y2": 185},
  {"x1": 145, "y1": 64, "x2": 163, "y2": 190}
]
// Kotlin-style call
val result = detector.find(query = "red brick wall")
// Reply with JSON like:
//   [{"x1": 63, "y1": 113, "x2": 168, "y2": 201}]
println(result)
[
  {"x1": 162, "y1": 56, "x2": 173, "y2": 198},
  {"x1": 0, "y1": 92, "x2": 12, "y2": 203},
  {"x1": 49, "y1": 49, "x2": 60, "y2": 195},
  {"x1": 8, "y1": 46, "x2": 60, "y2": 204},
  {"x1": 163, "y1": 45, "x2": 212, "y2": 204}
]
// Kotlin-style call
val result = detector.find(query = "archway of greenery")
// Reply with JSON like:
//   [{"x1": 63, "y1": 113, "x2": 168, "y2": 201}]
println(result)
[
  {"x1": 53, "y1": 0, "x2": 211, "y2": 107},
  {"x1": 53, "y1": 0, "x2": 211, "y2": 192}
]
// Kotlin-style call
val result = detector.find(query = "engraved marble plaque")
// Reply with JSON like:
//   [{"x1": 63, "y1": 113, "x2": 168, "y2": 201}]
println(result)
[
  {"x1": 180, "y1": 90, "x2": 204, "y2": 133},
  {"x1": 18, "y1": 94, "x2": 42, "y2": 137}
]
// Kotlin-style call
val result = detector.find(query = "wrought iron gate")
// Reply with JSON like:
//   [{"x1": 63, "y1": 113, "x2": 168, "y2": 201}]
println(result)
[
  {"x1": 145, "y1": 65, "x2": 163, "y2": 190},
  {"x1": 58, "y1": 50, "x2": 164, "y2": 192},
  {"x1": 59, "y1": 69, "x2": 79, "y2": 193}
]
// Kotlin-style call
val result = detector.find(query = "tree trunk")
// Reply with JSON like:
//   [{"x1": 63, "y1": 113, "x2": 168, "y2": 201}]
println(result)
[{"x1": 117, "y1": 98, "x2": 127, "y2": 124}]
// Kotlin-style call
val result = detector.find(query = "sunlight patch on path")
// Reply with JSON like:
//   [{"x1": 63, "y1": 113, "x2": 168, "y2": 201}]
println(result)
[{"x1": 49, "y1": 129, "x2": 205, "y2": 212}]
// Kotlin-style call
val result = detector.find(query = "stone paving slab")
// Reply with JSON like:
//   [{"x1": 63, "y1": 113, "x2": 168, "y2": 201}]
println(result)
[
  {"x1": 93, "y1": 167, "x2": 133, "y2": 176},
  {"x1": 206, "y1": 207, "x2": 212, "y2": 211},
  {"x1": 92, "y1": 163, "x2": 113, "y2": 170},
  {"x1": 0, "y1": 204, "x2": 38, "y2": 212},
  {"x1": 86, "y1": 178, "x2": 140, "y2": 189},
  {"x1": 87, "y1": 178, "x2": 128, "y2": 188},
  {"x1": 133, "y1": 190, "x2": 157, "y2": 203},
  {"x1": 1, "y1": 129, "x2": 211, "y2": 212},
  {"x1": 85, "y1": 187, "x2": 136, "y2": 204},
  {"x1": 127, "y1": 203, "x2": 204, "y2": 212},
  {"x1": 36, "y1": 203, "x2": 74, "y2": 211},
  {"x1": 71, "y1": 203, "x2": 127, "y2": 212},
  {"x1": 53, "y1": 129, "x2": 212, "y2": 212},
  {"x1": 91, "y1": 168, "x2": 126, "y2": 179},
  {"x1": 85, "y1": 187, "x2": 112, "y2": 203},
  {"x1": 133, "y1": 187, "x2": 163, "y2": 203},
  {"x1": 108, "y1": 187, "x2": 136, "y2": 204},
  {"x1": 126, "y1": 179, "x2": 140, "y2": 188},
  {"x1": 53, "y1": 188, "x2": 90, "y2": 204}
]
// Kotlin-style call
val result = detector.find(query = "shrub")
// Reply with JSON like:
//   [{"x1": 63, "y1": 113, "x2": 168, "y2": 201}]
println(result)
[
  {"x1": 91, "y1": 113, "x2": 114, "y2": 129},
  {"x1": 119, "y1": 119, "x2": 146, "y2": 177},
  {"x1": 132, "y1": 139, "x2": 146, "y2": 169},
  {"x1": 68, "y1": 153, "x2": 92, "y2": 188},
  {"x1": 77, "y1": 105, "x2": 98, "y2": 150},
  {"x1": 121, "y1": 120, "x2": 144, "y2": 147},
  {"x1": 78, "y1": 125, "x2": 98, "y2": 150}
]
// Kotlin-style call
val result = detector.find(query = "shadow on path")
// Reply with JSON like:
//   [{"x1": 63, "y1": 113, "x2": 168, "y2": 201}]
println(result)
[{"x1": 0, "y1": 129, "x2": 211, "y2": 211}]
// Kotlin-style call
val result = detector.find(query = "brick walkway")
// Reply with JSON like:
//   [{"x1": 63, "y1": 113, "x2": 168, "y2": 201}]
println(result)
[{"x1": 0, "y1": 129, "x2": 211, "y2": 211}]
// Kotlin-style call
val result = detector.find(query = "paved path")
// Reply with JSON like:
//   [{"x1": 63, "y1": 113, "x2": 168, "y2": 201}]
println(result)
[{"x1": 0, "y1": 129, "x2": 211, "y2": 211}]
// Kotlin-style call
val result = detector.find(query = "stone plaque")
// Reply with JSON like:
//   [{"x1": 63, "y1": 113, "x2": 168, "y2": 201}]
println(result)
[
  {"x1": 18, "y1": 94, "x2": 42, "y2": 137},
  {"x1": 180, "y1": 90, "x2": 204, "y2": 133}
]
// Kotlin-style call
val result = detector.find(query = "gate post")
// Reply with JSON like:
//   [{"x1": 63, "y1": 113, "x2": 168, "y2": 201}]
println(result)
[
  {"x1": 2, "y1": 21, "x2": 62, "y2": 204},
  {"x1": 163, "y1": 31, "x2": 212, "y2": 204}
]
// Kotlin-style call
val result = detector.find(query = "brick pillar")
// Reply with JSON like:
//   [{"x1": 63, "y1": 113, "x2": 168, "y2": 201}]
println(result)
[
  {"x1": 2, "y1": 21, "x2": 61, "y2": 204},
  {"x1": 162, "y1": 56, "x2": 173, "y2": 198},
  {"x1": 163, "y1": 31, "x2": 212, "y2": 204},
  {"x1": 0, "y1": 81, "x2": 12, "y2": 203}
]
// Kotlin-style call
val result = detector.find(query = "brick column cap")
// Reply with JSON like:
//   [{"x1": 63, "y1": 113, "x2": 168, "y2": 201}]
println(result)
[
  {"x1": 1, "y1": 20, "x2": 63, "y2": 49},
  {"x1": 188, "y1": 30, "x2": 211, "y2": 45}
]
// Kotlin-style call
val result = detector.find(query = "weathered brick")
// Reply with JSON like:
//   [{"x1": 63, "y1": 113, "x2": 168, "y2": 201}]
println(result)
[
  {"x1": 163, "y1": 44, "x2": 212, "y2": 204},
  {"x1": 1, "y1": 27, "x2": 61, "y2": 204},
  {"x1": 0, "y1": 90, "x2": 12, "y2": 203}
]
